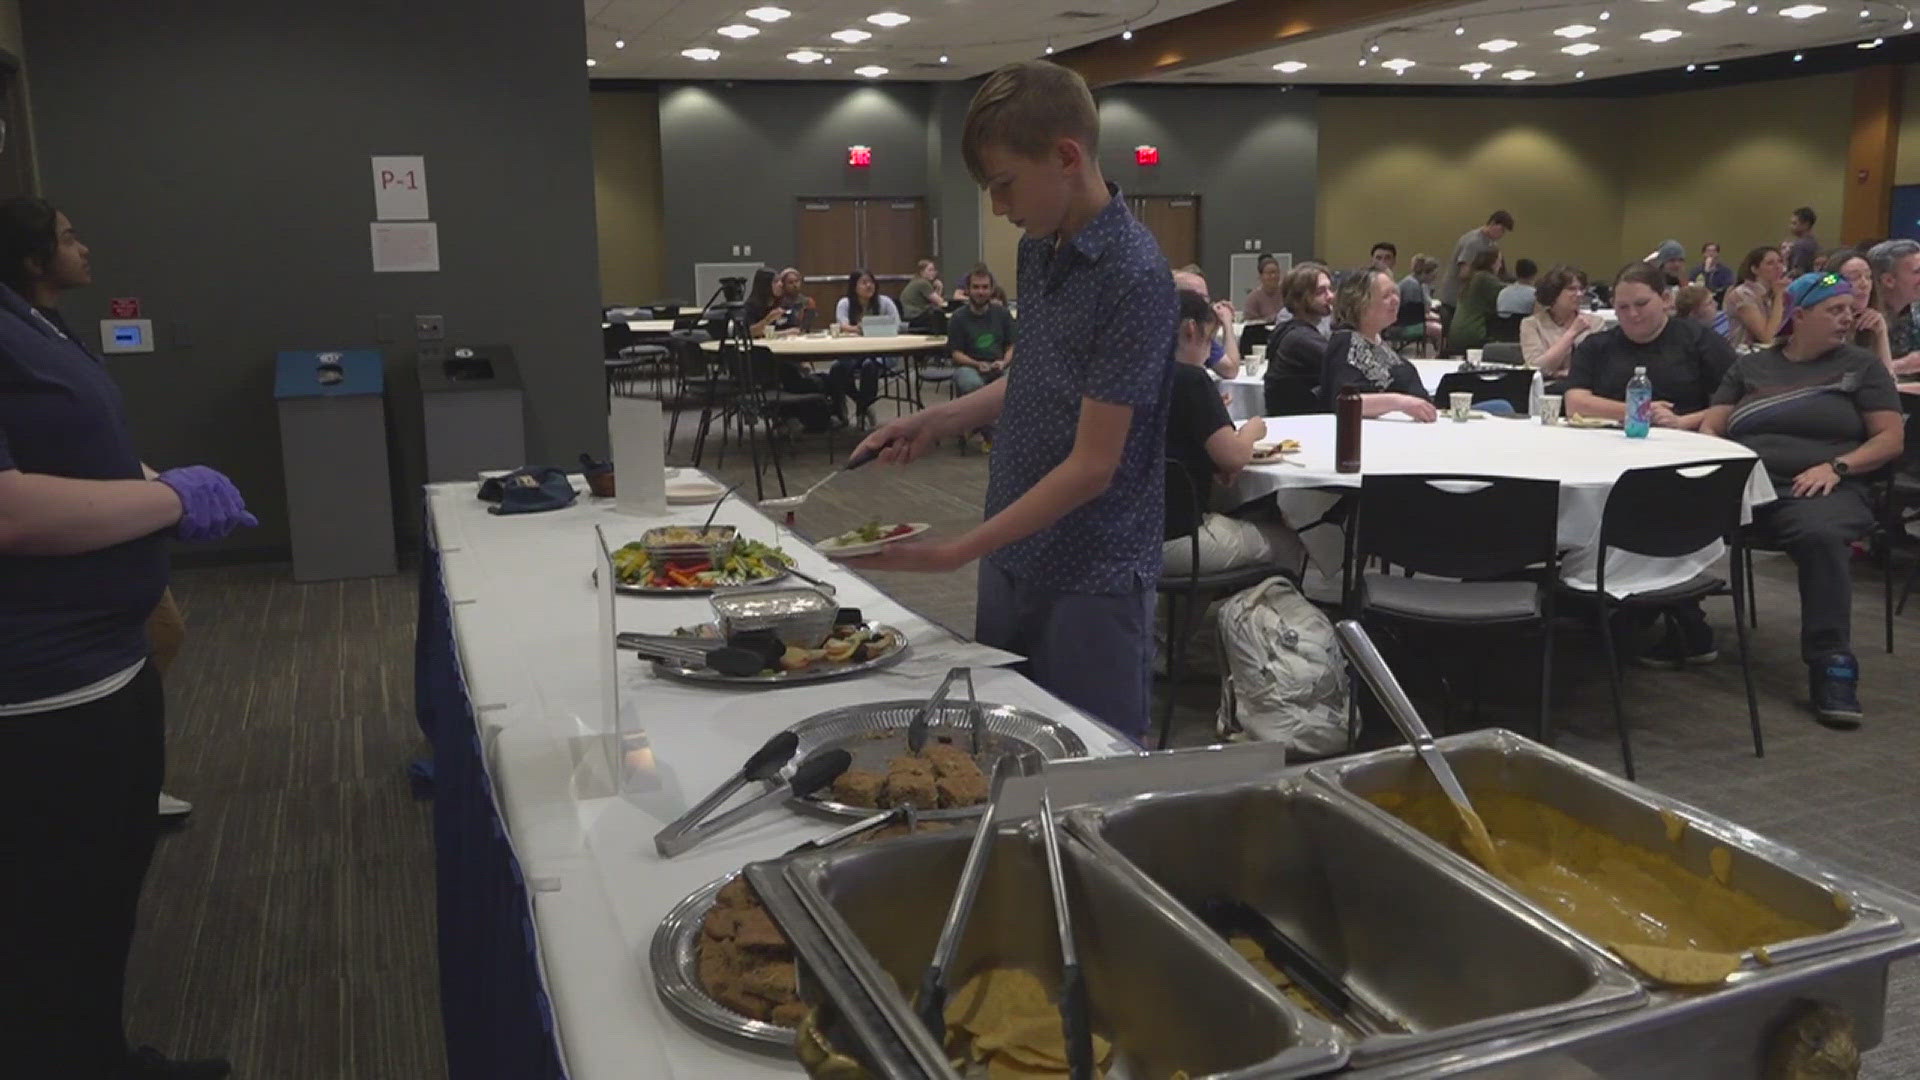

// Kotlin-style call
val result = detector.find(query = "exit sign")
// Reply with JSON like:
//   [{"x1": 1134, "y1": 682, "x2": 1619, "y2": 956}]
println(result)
[
  {"x1": 848, "y1": 145, "x2": 872, "y2": 168},
  {"x1": 1135, "y1": 145, "x2": 1160, "y2": 166}
]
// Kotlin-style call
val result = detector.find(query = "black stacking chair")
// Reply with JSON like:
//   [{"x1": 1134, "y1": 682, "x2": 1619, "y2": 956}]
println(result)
[
  {"x1": 1237, "y1": 322, "x2": 1272, "y2": 358},
  {"x1": 1487, "y1": 312, "x2": 1524, "y2": 344},
  {"x1": 1435, "y1": 369, "x2": 1536, "y2": 415},
  {"x1": 1560, "y1": 459, "x2": 1761, "y2": 781}
]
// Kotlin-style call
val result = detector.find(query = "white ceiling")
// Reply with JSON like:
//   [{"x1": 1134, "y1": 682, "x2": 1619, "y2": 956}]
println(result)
[
  {"x1": 1151, "y1": 0, "x2": 1915, "y2": 86},
  {"x1": 583, "y1": 0, "x2": 1223, "y2": 81}
]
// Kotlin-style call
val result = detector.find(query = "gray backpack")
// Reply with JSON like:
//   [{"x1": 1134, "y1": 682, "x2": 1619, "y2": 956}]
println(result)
[{"x1": 1214, "y1": 576, "x2": 1349, "y2": 757}]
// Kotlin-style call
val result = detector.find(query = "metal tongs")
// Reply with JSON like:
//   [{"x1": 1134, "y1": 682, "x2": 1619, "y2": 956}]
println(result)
[
  {"x1": 915, "y1": 753, "x2": 1021, "y2": 1039},
  {"x1": 1034, "y1": 759, "x2": 1095, "y2": 1080},
  {"x1": 784, "y1": 802, "x2": 919, "y2": 856},
  {"x1": 616, "y1": 631, "x2": 765, "y2": 677},
  {"x1": 1334, "y1": 620, "x2": 1474, "y2": 812},
  {"x1": 906, "y1": 666, "x2": 985, "y2": 755},
  {"x1": 653, "y1": 731, "x2": 851, "y2": 857}
]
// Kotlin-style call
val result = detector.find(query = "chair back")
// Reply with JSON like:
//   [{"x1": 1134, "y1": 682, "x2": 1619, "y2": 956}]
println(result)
[
  {"x1": 1265, "y1": 375, "x2": 1322, "y2": 417},
  {"x1": 1598, "y1": 459, "x2": 1753, "y2": 561},
  {"x1": 1238, "y1": 322, "x2": 1272, "y2": 355},
  {"x1": 1163, "y1": 457, "x2": 1206, "y2": 577},
  {"x1": 1435, "y1": 369, "x2": 1534, "y2": 412},
  {"x1": 1395, "y1": 294, "x2": 1427, "y2": 328},
  {"x1": 1488, "y1": 312, "x2": 1524, "y2": 343},
  {"x1": 1482, "y1": 342, "x2": 1524, "y2": 366},
  {"x1": 1351, "y1": 475, "x2": 1561, "y2": 584},
  {"x1": 602, "y1": 322, "x2": 635, "y2": 360}
]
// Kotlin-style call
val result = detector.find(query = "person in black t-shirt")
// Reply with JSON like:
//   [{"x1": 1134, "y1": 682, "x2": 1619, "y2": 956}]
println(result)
[
  {"x1": 1165, "y1": 290, "x2": 1304, "y2": 576},
  {"x1": 1565, "y1": 262, "x2": 1735, "y2": 431},
  {"x1": 1263, "y1": 262, "x2": 1334, "y2": 416}
]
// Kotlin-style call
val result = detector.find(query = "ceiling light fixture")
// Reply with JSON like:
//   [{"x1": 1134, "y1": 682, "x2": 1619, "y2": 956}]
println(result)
[
  {"x1": 1686, "y1": 61, "x2": 1698, "y2": 70},
  {"x1": 830, "y1": 28, "x2": 871, "y2": 43},
  {"x1": 744, "y1": 6, "x2": 791, "y2": 21},
  {"x1": 1358, "y1": 54, "x2": 1369, "y2": 67},
  {"x1": 1576, "y1": 69, "x2": 1587, "y2": 77},
  {"x1": 1793, "y1": 50, "x2": 1805, "y2": 59},
  {"x1": 1746, "y1": 3, "x2": 1760, "y2": 10},
  {"x1": 1502, "y1": 68, "x2": 1538, "y2": 80},
  {"x1": 1687, "y1": 0, "x2": 1736, "y2": 10},
  {"x1": 1860, "y1": 35, "x2": 1885, "y2": 44},
  {"x1": 1382, "y1": 57, "x2": 1416, "y2": 73},
  {"x1": 1460, "y1": 61, "x2": 1493, "y2": 73},
  {"x1": 1780, "y1": 4, "x2": 1826, "y2": 16},
  {"x1": 1640, "y1": 27, "x2": 1684, "y2": 40},
  {"x1": 1555, "y1": 23, "x2": 1598, "y2": 36},
  {"x1": 866, "y1": 12, "x2": 910, "y2": 27},
  {"x1": 1455, "y1": 20, "x2": 1467, "y2": 34},
  {"x1": 1861, "y1": 7, "x2": 1872, "y2": 16},
  {"x1": 1705, "y1": 62, "x2": 1722, "y2": 68},
  {"x1": 1122, "y1": 23, "x2": 1133, "y2": 39},
  {"x1": 855, "y1": 64, "x2": 888, "y2": 76},
  {"x1": 787, "y1": 49, "x2": 822, "y2": 63},
  {"x1": 717, "y1": 24, "x2": 759, "y2": 38},
  {"x1": 682, "y1": 47, "x2": 720, "y2": 60},
  {"x1": 1906, "y1": 6, "x2": 1917, "y2": 28},
  {"x1": 586, "y1": 58, "x2": 597, "y2": 67},
  {"x1": 823, "y1": 57, "x2": 833, "y2": 64},
  {"x1": 1273, "y1": 60, "x2": 1307, "y2": 73},
  {"x1": 939, "y1": 54, "x2": 949, "y2": 63},
  {"x1": 1044, "y1": 40, "x2": 1053, "y2": 54},
  {"x1": 1479, "y1": 38, "x2": 1520, "y2": 51},
  {"x1": 1599, "y1": 9, "x2": 1612, "y2": 18},
  {"x1": 1369, "y1": 40, "x2": 1382, "y2": 53},
  {"x1": 1562, "y1": 42, "x2": 1602, "y2": 54},
  {"x1": 614, "y1": 39, "x2": 626, "y2": 48}
]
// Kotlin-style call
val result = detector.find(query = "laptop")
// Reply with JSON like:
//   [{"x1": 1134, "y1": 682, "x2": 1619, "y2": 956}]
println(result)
[{"x1": 860, "y1": 316, "x2": 901, "y2": 337}]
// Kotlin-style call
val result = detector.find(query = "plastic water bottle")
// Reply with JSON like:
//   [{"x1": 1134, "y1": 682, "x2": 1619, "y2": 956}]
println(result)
[{"x1": 1624, "y1": 366, "x2": 1652, "y2": 439}]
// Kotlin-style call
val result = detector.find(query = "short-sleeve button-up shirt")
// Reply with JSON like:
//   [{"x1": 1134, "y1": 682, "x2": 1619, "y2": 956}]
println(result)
[{"x1": 983, "y1": 185, "x2": 1177, "y2": 594}]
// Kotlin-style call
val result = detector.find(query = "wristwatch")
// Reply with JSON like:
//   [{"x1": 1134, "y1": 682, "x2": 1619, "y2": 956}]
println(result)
[{"x1": 1830, "y1": 458, "x2": 1851, "y2": 477}]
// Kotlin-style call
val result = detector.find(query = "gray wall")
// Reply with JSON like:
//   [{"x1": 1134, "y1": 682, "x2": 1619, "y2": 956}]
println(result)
[
  {"x1": 24, "y1": 0, "x2": 602, "y2": 558},
  {"x1": 657, "y1": 82, "x2": 932, "y2": 297},
  {"x1": 1094, "y1": 86, "x2": 1320, "y2": 296}
]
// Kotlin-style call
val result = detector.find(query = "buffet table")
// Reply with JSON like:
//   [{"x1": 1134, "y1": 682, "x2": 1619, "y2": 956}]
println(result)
[{"x1": 418, "y1": 477, "x2": 1135, "y2": 1078}]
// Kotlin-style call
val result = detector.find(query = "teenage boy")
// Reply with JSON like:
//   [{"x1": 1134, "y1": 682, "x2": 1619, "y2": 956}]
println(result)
[{"x1": 847, "y1": 60, "x2": 1178, "y2": 742}]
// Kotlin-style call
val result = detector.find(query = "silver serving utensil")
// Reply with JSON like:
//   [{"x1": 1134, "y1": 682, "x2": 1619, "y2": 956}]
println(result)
[
  {"x1": 1033, "y1": 758, "x2": 1094, "y2": 1080},
  {"x1": 615, "y1": 632, "x2": 766, "y2": 677},
  {"x1": 1334, "y1": 620, "x2": 1473, "y2": 811},
  {"x1": 653, "y1": 731, "x2": 798, "y2": 857},
  {"x1": 783, "y1": 802, "x2": 917, "y2": 856},
  {"x1": 905, "y1": 666, "x2": 979, "y2": 754},
  {"x1": 914, "y1": 753, "x2": 1020, "y2": 1040},
  {"x1": 758, "y1": 446, "x2": 879, "y2": 510}
]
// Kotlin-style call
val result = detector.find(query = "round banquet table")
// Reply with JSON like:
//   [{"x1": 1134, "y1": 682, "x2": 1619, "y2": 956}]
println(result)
[
  {"x1": 1226, "y1": 413, "x2": 1777, "y2": 597},
  {"x1": 697, "y1": 332, "x2": 949, "y2": 361},
  {"x1": 1222, "y1": 359, "x2": 1466, "y2": 423}
]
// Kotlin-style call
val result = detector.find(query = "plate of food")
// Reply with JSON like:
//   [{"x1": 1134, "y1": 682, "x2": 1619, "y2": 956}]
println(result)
[
  {"x1": 1563, "y1": 414, "x2": 1623, "y2": 430},
  {"x1": 815, "y1": 521, "x2": 930, "y2": 560},
  {"x1": 642, "y1": 617, "x2": 909, "y2": 685},
  {"x1": 1251, "y1": 439, "x2": 1303, "y2": 462},
  {"x1": 783, "y1": 700, "x2": 1087, "y2": 821},
  {"x1": 611, "y1": 537, "x2": 791, "y2": 594}
]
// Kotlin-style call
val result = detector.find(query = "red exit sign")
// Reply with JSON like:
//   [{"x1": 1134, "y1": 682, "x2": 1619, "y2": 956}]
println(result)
[
  {"x1": 848, "y1": 145, "x2": 872, "y2": 168},
  {"x1": 1134, "y1": 145, "x2": 1159, "y2": 166}
]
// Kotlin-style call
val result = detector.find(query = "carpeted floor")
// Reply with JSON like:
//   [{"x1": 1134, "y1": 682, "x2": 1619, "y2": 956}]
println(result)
[{"x1": 130, "y1": 411, "x2": 1919, "y2": 1077}]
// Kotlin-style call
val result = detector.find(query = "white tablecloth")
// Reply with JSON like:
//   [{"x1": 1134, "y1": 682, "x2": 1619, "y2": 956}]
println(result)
[
  {"x1": 1222, "y1": 360, "x2": 1462, "y2": 423},
  {"x1": 1224, "y1": 414, "x2": 1776, "y2": 597},
  {"x1": 427, "y1": 479, "x2": 1133, "y2": 1079},
  {"x1": 698, "y1": 333, "x2": 949, "y2": 358}
]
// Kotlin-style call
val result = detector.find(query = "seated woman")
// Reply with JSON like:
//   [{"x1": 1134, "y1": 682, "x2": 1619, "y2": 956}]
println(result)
[
  {"x1": 1319, "y1": 268, "x2": 1439, "y2": 421},
  {"x1": 1823, "y1": 248, "x2": 1894, "y2": 373},
  {"x1": 827, "y1": 269, "x2": 902, "y2": 425},
  {"x1": 1701, "y1": 272, "x2": 1905, "y2": 728},
  {"x1": 1519, "y1": 265, "x2": 1605, "y2": 380},
  {"x1": 1164, "y1": 289, "x2": 1305, "y2": 576},
  {"x1": 746, "y1": 267, "x2": 815, "y2": 337},
  {"x1": 1444, "y1": 248, "x2": 1503, "y2": 354},
  {"x1": 1724, "y1": 245, "x2": 1789, "y2": 349},
  {"x1": 1242, "y1": 253, "x2": 1286, "y2": 323}
]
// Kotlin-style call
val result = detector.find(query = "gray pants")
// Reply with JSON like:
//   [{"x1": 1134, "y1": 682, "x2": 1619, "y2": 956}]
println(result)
[
  {"x1": 976, "y1": 560, "x2": 1155, "y2": 744},
  {"x1": 1751, "y1": 480, "x2": 1876, "y2": 663}
]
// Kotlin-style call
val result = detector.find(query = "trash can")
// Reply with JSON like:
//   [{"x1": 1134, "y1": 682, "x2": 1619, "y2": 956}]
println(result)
[
  {"x1": 275, "y1": 349, "x2": 398, "y2": 581},
  {"x1": 419, "y1": 345, "x2": 527, "y2": 482}
]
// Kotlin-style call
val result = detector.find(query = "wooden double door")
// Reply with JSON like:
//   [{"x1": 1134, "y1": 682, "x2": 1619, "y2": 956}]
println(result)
[
  {"x1": 795, "y1": 197, "x2": 929, "y2": 316},
  {"x1": 1128, "y1": 194, "x2": 1200, "y2": 271}
]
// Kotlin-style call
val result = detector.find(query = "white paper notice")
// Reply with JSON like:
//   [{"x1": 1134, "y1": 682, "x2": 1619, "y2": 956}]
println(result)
[
  {"x1": 371, "y1": 156, "x2": 429, "y2": 220},
  {"x1": 608, "y1": 398, "x2": 668, "y2": 516},
  {"x1": 370, "y1": 222, "x2": 440, "y2": 273}
]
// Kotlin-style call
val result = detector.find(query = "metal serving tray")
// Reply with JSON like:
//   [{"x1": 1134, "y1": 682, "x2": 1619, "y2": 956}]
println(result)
[
  {"x1": 1067, "y1": 779, "x2": 1646, "y2": 1070},
  {"x1": 775, "y1": 823, "x2": 1349, "y2": 1079},
  {"x1": 1309, "y1": 729, "x2": 1903, "y2": 974},
  {"x1": 644, "y1": 623, "x2": 910, "y2": 687},
  {"x1": 649, "y1": 871, "x2": 796, "y2": 1050}
]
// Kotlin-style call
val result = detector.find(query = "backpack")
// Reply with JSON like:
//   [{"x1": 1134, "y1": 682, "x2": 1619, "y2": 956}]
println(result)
[{"x1": 1214, "y1": 576, "x2": 1349, "y2": 757}]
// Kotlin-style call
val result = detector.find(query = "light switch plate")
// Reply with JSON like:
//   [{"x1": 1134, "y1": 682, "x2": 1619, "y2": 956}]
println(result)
[{"x1": 415, "y1": 314, "x2": 445, "y2": 340}]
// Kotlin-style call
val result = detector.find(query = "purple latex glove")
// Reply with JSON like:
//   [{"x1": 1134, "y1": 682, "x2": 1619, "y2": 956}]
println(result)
[{"x1": 155, "y1": 465, "x2": 259, "y2": 542}]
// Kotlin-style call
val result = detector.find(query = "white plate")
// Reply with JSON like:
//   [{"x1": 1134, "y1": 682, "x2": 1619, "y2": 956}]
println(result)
[
  {"x1": 666, "y1": 478, "x2": 729, "y2": 505},
  {"x1": 815, "y1": 522, "x2": 931, "y2": 559}
]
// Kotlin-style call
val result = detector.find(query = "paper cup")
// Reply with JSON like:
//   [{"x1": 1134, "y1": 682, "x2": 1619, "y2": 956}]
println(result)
[
  {"x1": 1449, "y1": 392, "x2": 1474, "y2": 422},
  {"x1": 1540, "y1": 394, "x2": 1563, "y2": 425},
  {"x1": 1466, "y1": 349, "x2": 1484, "y2": 365}
]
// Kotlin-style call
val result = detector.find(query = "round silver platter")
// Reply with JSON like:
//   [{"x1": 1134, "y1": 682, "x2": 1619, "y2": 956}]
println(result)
[
  {"x1": 649, "y1": 871, "x2": 795, "y2": 1050},
  {"x1": 648, "y1": 623, "x2": 909, "y2": 686},
  {"x1": 612, "y1": 565, "x2": 790, "y2": 597},
  {"x1": 786, "y1": 700, "x2": 1088, "y2": 821}
]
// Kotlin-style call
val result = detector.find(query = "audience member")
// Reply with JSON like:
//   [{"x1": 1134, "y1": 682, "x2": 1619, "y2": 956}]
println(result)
[
  {"x1": 897, "y1": 258, "x2": 945, "y2": 321},
  {"x1": 1824, "y1": 249, "x2": 1892, "y2": 371},
  {"x1": 1724, "y1": 245, "x2": 1789, "y2": 350},
  {"x1": 1172, "y1": 264, "x2": 1240, "y2": 378},
  {"x1": 1436, "y1": 210, "x2": 1513, "y2": 333},
  {"x1": 1784, "y1": 206, "x2": 1821, "y2": 275},
  {"x1": 1264, "y1": 262, "x2": 1334, "y2": 412},
  {"x1": 1701, "y1": 271, "x2": 1905, "y2": 727},
  {"x1": 1319, "y1": 268, "x2": 1437, "y2": 420},
  {"x1": 1519, "y1": 265, "x2": 1605, "y2": 379},
  {"x1": 945, "y1": 265, "x2": 1015, "y2": 398},
  {"x1": 1497, "y1": 258, "x2": 1539, "y2": 316},
  {"x1": 1690, "y1": 241, "x2": 1735, "y2": 293},
  {"x1": 825, "y1": 269, "x2": 903, "y2": 424},
  {"x1": 1646, "y1": 239, "x2": 1687, "y2": 289},
  {"x1": 1243, "y1": 253, "x2": 1285, "y2": 322},
  {"x1": 1397, "y1": 253, "x2": 1443, "y2": 348},
  {"x1": 1674, "y1": 283, "x2": 1731, "y2": 338},
  {"x1": 833, "y1": 268, "x2": 899, "y2": 332},
  {"x1": 747, "y1": 266, "x2": 815, "y2": 337},
  {"x1": 1867, "y1": 238, "x2": 1920, "y2": 375},
  {"x1": 1446, "y1": 247, "x2": 1504, "y2": 352},
  {"x1": 1163, "y1": 289, "x2": 1303, "y2": 575},
  {"x1": 1370, "y1": 241, "x2": 1397, "y2": 275}
]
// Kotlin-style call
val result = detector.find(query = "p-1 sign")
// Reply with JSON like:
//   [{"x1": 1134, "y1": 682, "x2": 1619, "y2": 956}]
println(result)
[
  {"x1": 371, "y1": 155, "x2": 430, "y2": 220},
  {"x1": 109, "y1": 297, "x2": 140, "y2": 318}
]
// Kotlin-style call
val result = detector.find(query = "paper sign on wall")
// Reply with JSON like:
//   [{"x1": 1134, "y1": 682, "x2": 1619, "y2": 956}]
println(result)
[
  {"x1": 371, "y1": 156, "x2": 429, "y2": 220},
  {"x1": 370, "y1": 221, "x2": 440, "y2": 273}
]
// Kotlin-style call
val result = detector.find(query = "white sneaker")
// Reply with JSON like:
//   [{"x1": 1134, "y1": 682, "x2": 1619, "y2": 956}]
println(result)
[{"x1": 158, "y1": 792, "x2": 193, "y2": 819}]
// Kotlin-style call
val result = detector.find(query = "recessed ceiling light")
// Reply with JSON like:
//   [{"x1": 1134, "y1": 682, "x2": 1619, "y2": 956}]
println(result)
[
  {"x1": 787, "y1": 49, "x2": 822, "y2": 63},
  {"x1": 1562, "y1": 42, "x2": 1602, "y2": 55},
  {"x1": 939, "y1": 55, "x2": 949, "y2": 63},
  {"x1": 1122, "y1": 25, "x2": 1133, "y2": 39},
  {"x1": 855, "y1": 65, "x2": 888, "y2": 77},
  {"x1": 682, "y1": 47, "x2": 720, "y2": 61},
  {"x1": 824, "y1": 57, "x2": 833, "y2": 64},
  {"x1": 717, "y1": 24, "x2": 759, "y2": 38},
  {"x1": 586, "y1": 58, "x2": 597, "y2": 67},
  {"x1": 1455, "y1": 21, "x2": 1467, "y2": 34},
  {"x1": 1273, "y1": 60, "x2": 1308, "y2": 73},
  {"x1": 614, "y1": 39, "x2": 626, "y2": 49},
  {"x1": 1859, "y1": 35, "x2": 1885, "y2": 45},
  {"x1": 867, "y1": 12, "x2": 910, "y2": 27},
  {"x1": 831, "y1": 28, "x2": 872, "y2": 43},
  {"x1": 1687, "y1": 62, "x2": 1698, "y2": 70},
  {"x1": 1382, "y1": 58, "x2": 1416, "y2": 73},
  {"x1": 744, "y1": 6, "x2": 791, "y2": 21},
  {"x1": 1861, "y1": 7, "x2": 1871, "y2": 16},
  {"x1": 1576, "y1": 69, "x2": 1587, "y2": 77},
  {"x1": 1746, "y1": 3, "x2": 1760, "y2": 10},
  {"x1": 1044, "y1": 42, "x2": 1053, "y2": 54},
  {"x1": 1640, "y1": 28, "x2": 1684, "y2": 41},
  {"x1": 1793, "y1": 50, "x2": 1805, "y2": 59},
  {"x1": 1502, "y1": 68, "x2": 1538, "y2": 80},
  {"x1": 1600, "y1": 9, "x2": 1612, "y2": 18},
  {"x1": 1704, "y1": 62, "x2": 1721, "y2": 68},
  {"x1": 1460, "y1": 61, "x2": 1493, "y2": 73},
  {"x1": 1479, "y1": 38, "x2": 1520, "y2": 52},
  {"x1": 1688, "y1": 0, "x2": 1736, "y2": 10},
  {"x1": 1780, "y1": 3, "x2": 1826, "y2": 16},
  {"x1": 1555, "y1": 24, "x2": 1598, "y2": 37}
]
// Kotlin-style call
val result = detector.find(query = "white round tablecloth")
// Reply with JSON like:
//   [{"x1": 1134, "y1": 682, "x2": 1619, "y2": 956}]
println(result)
[{"x1": 1226, "y1": 414, "x2": 1776, "y2": 597}]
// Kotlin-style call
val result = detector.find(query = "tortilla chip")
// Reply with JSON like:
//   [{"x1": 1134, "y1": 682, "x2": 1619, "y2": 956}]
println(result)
[
  {"x1": 1613, "y1": 943, "x2": 1741, "y2": 987},
  {"x1": 1710, "y1": 846, "x2": 1733, "y2": 887},
  {"x1": 1660, "y1": 809, "x2": 1685, "y2": 846},
  {"x1": 946, "y1": 965, "x2": 1052, "y2": 1035},
  {"x1": 1228, "y1": 935, "x2": 1264, "y2": 963}
]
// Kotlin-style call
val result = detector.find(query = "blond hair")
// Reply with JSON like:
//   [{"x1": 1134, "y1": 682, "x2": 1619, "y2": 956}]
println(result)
[{"x1": 961, "y1": 61, "x2": 1099, "y2": 184}]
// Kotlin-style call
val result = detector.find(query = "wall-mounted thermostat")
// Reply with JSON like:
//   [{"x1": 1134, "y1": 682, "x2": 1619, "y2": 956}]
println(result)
[{"x1": 99, "y1": 318, "x2": 155, "y2": 354}]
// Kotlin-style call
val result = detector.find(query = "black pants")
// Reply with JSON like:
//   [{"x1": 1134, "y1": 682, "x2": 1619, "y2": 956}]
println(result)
[
  {"x1": 0, "y1": 663, "x2": 164, "y2": 1079},
  {"x1": 826, "y1": 356, "x2": 891, "y2": 414},
  {"x1": 1752, "y1": 481, "x2": 1876, "y2": 662},
  {"x1": 775, "y1": 362, "x2": 837, "y2": 432}
]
